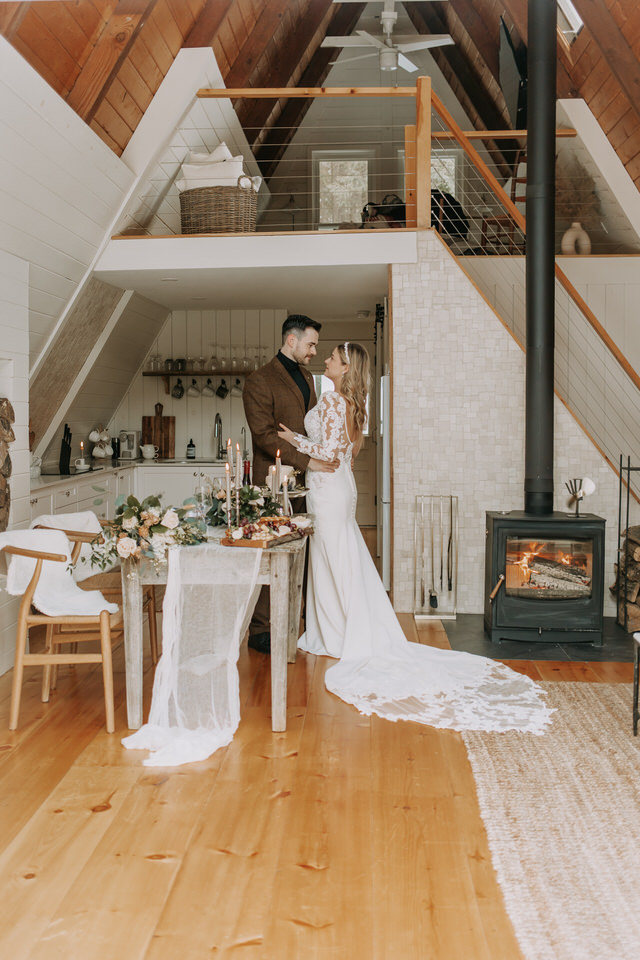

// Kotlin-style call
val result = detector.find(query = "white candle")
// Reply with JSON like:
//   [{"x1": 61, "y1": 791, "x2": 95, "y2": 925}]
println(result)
[
  {"x1": 227, "y1": 438, "x2": 233, "y2": 471},
  {"x1": 236, "y1": 443, "x2": 242, "y2": 489},
  {"x1": 275, "y1": 449, "x2": 281, "y2": 497},
  {"x1": 225, "y1": 463, "x2": 231, "y2": 522},
  {"x1": 268, "y1": 465, "x2": 276, "y2": 498}
]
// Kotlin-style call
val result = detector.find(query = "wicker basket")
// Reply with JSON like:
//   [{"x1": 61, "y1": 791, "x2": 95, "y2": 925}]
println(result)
[{"x1": 179, "y1": 176, "x2": 257, "y2": 234}]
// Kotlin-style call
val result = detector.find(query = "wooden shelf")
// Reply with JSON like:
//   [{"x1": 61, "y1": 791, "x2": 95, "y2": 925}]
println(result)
[{"x1": 142, "y1": 369, "x2": 249, "y2": 395}]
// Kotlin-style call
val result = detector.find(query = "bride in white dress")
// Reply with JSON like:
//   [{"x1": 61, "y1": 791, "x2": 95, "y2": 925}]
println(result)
[{"x1": 277, "y1": 341, "x2": 553, "y2": 734}]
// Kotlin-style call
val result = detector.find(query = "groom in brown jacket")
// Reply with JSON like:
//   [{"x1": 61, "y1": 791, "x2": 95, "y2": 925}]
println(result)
[{"x1": 243, "y1": 315, "x2": 337, "y2": 653}]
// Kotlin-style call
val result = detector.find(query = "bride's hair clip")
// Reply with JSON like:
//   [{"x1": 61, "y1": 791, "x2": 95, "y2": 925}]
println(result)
[{"x1": 343, "y1": 341, "x2": 350, "y2": 363}]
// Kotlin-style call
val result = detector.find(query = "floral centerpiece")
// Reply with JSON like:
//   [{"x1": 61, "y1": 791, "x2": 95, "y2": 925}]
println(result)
[
  {"x1": 88, "y1": 493, "x2": 207, "y2": 570},
  {"x1": 206, "y1": 482, "x2": 282, "y2": 528}
]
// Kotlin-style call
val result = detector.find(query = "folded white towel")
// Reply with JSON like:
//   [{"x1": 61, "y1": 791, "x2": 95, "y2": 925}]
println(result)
[
  {"x1": 0, "y1": 529, "x2": 119, "y2": 616},
  {"x1": 31, "y1": 511, "x2": 116, "y2": 581}
]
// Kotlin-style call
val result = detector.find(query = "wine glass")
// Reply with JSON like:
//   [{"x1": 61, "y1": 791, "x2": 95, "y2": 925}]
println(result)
[{"x1": 193, "y1": 482, "x2": 213, "y2": 528}]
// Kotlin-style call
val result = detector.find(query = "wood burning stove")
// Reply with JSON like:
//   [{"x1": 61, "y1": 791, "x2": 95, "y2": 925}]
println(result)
[{"x1": 485, "y1": 512, "x2": 605, "y2": 645}]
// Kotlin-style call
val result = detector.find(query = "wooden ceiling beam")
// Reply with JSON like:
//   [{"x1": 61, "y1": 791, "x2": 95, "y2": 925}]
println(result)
[
  {"x1": 224, "y1": 0, "x2": 291, "y2": 89},
  {"x1": 407, "y1": 2, "x2": 520, "y2": 177},
  {"x1": 572, "y1": 0, "x2": 640, "y2": 126},
  {"x1": 235, "y1": 0, "x2": 337, "y2": 130},
  {"x1": 247, "y1": 1, "x2": 366, "y2": 175},
  {"x1": 66, "y1": 0, "x2": 158, "y2": 123},
  {"x1": 184, "y1": 0, "x2": 235, "y2": 48},
  {"x1": 498, "y1": 0, "x2": 576, "y2": 98},
  {"x1": 440, "y1": 0, "x2": 500, "y2": 78}
]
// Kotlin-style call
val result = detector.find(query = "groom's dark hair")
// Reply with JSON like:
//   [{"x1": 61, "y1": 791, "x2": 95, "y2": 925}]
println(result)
[{"x1": 282, "y1": 314, "x2": 322, "y2": 342}]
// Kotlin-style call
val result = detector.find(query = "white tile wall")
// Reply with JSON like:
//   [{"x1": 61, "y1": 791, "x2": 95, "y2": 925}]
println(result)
[{"x1": 391, "y1": 232, "x2": 626, "y2": 616}]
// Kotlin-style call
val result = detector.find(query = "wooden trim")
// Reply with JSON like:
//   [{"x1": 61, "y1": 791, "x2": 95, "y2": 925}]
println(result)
[
  {"x1": 554, "y1": 263, "x2": 640, "y2": 392},
  {"x1": 430, "y1": 89, "x2": 526, "y2": 232},
  {"x1": 387, "y1": 267, "x2": 394, "y2": 605},
  {"x1": 197, "y1": 86, "x2": 417, "y2": 98},
  {"x1": 404, "y1": 125, "x2": 417, "y2": 229},
  {"x1": 416, "y1": 77, "x2": 431, "y2": 230},
  {"x1": 434, "y1": 128, "x2": 576, "y2": 139}
]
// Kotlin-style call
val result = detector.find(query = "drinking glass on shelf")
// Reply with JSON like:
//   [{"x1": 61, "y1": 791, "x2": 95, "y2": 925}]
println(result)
[
  {"x1": 209, "y1": 349, "x2": 219, "y2": 373},
  {"x1": 197, "y1": 356, "x2": 206, "y2": 371}
]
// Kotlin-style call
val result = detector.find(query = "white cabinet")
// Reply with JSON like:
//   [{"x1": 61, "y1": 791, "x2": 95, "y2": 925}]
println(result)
[
  {"x1": 29, "y1": 492, "x2": 53, "y2": 520},
  {"x1": 114, "y1": 469, "x2": 134, "y2": 503},
  {"x1": 134, "y1": 464, "x2": 227, "y2": 507},
  {"x1": 75, "y1": 475, "x2": 113, "y2": 521}
]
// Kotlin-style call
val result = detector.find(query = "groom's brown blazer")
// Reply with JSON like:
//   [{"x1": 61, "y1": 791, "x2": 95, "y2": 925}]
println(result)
[{"x1": 243, "y1": 355, "x2": 317, "y2": 486}]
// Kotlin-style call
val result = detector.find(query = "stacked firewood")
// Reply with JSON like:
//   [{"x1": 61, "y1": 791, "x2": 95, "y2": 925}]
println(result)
[{"x1": 613, "y1": 525, "x2": 640, "y2": 632}]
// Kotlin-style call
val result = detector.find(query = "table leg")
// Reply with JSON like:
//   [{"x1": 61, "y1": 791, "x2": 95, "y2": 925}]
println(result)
[
  {"x1": 270, "y1": 551, "x2": 289, "y2": 732},
  {"x1": 121, "y1": 558, "x2": 144, "y2": 730},
  {"x1": 287, "y1": 543, "x2": 306, "y2": 663}
]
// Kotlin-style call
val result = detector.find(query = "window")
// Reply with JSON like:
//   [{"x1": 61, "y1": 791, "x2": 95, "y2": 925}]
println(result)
[
  {"x1": 312, "y1": 150, "x2": 374, "y2": 229},
  {"x1": 431, "y1": 149, "x2": 462, "y2": 196},
  {"x1": 557, "y1": 0, "x2": 583, "y2": 42}
]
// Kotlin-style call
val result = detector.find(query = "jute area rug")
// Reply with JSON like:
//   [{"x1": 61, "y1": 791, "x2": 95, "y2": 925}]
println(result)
[{"x1": 462, "y1": 682, "x2": 640, "y2": 960}]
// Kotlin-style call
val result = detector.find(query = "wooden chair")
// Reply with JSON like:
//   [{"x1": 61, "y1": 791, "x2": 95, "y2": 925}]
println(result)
[
  {"x1": 481, "y1": 150, "x2": 527, "y2": 253},
  {"x1": 35, "y1": 524, "x2": 159, "y2": 665},
  {"x1": 2, "y1": 543, "x2": 124, "y2": 733}
]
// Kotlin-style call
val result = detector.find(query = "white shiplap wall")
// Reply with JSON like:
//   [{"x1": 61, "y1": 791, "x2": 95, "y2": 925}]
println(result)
[
  {"x1": 0, "y1": 37, "x2": 134, "y2": 368},
  {"x1": 109, "y1": 308, "x2": 286, "y2": 461},
  {"x1": 0, "y1": 250, "x2": 31, "y2": 674}
]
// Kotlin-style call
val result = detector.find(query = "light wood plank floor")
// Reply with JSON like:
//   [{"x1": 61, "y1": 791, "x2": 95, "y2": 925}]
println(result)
[{"x1": 0, "y1": 617, "x2": 632, "y2": 960}]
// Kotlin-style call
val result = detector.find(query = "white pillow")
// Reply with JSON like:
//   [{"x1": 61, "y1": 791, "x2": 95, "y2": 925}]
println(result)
[
  {"x1": 188, "y1": 143, "x2": 234, "y2": 163},
  {"x1": 179, "y1": 159, "x2": 245, "y2": 182}
]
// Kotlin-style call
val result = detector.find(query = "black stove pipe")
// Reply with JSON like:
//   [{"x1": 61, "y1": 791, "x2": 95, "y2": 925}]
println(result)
[{"x1": 524, "y1": 0, "x2": 557, "y2": 515}]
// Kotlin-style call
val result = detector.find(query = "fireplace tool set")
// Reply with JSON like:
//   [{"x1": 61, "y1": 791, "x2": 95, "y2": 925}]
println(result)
[{"x1": 415, "y1": 495, "x2": 458, "y2": 619}]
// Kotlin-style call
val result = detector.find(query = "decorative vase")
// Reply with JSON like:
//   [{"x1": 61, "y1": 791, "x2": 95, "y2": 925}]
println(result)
[{"x1": 561, "y1": 221, "x2": 591, "y2": 255}]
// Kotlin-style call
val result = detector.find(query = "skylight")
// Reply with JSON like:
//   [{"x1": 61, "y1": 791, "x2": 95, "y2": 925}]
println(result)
[{"x1": 557, "y1": 0, "x2": 583, "y2": 42}]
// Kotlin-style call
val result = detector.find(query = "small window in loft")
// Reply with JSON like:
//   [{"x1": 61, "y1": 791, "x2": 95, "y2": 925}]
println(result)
[
  {"x1": 431, "y1": 153, "x2": 458, "y2": 196},
  {"x1": 557, "y1": 0, "x2": 583, "y2": 43},
  {"x1": 313, "y1": 151, "x2": 372, "y2": 228}
]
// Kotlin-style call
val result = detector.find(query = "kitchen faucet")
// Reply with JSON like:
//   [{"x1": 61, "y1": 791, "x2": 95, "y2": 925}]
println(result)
[{"x1": 214, "y1": 413, "x2": 223, "y2": 460}]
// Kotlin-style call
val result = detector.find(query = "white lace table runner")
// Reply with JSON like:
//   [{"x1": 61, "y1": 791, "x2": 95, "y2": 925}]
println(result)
[{"x1": 122, "y1": 540, "x2": 262, "y2": 766}]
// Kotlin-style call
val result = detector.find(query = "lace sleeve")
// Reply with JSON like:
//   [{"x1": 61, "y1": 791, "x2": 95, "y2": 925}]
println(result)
[{"x1": 294, "y1": 393, "x2": 347, "y2": 462}]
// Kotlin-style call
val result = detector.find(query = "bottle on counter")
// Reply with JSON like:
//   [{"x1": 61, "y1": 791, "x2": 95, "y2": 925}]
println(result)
[
  {"x1": 243, "y1": 459, "x2": 251, "y2": 486},
  {"x1": 186, "y1": 438, "x2": 196, "y2": 459}
]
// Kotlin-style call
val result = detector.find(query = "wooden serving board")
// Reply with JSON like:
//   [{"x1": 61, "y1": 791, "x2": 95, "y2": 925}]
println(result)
[
  {"x1": 221, "y1": 532, "x2": 304, "y2": 548},
  {"x1": 141, "y1": 412, "x2": 175, "y2": 458},
  {"x1": 141, "y1": 416, "x2": 154, "y2": 445}
]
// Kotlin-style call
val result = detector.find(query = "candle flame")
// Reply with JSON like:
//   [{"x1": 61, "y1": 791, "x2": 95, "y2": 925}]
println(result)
[
  {"x1": 276, "y1": 449, "x2": 280, "y2": 458},
  {"x1": 225, "y1": 462, "x2": 230, "y2": 472}
]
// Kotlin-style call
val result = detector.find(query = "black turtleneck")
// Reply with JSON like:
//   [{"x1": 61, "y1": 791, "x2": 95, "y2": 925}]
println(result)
[{"x1": 277, "y1": 350, "x2": 311, "y2": 411}]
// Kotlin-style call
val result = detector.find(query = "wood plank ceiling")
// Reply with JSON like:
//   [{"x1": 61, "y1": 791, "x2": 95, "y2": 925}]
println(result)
[{"x1": 1, "y1": 0, "x2": 640, "y2": 189}]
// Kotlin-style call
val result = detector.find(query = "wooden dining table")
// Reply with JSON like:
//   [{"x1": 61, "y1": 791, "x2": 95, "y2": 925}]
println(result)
[{"x1": 119, "y1": 533, "x2": 308, "y2": 733}]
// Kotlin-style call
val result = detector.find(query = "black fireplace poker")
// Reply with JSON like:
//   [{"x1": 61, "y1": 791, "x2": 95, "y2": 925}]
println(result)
[{"x1": 524, "y1": 0, "x2": 557, "y2": 516}]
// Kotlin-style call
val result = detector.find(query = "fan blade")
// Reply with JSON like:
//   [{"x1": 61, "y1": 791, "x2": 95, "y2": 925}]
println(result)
[
  {"x1": 322, "y1": 36, "x2": 376, "y2": 48},
  {"x1": 397, "y1": 35, "x2": 455, "y2": 52},
  {"x1": 398, "y1": 53, "x2": 419, "y2": 72},
  {"x1": 356, "y1": 29, "x2": 388, "y2": 51},
  {"x1": 329, "y1": 52, "x2": 378, "y2": 65}
]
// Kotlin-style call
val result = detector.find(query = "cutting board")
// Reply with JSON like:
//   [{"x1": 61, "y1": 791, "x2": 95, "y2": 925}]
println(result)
[{"x1": 141, "y1": 406, "x2": 175, "y2": 458}]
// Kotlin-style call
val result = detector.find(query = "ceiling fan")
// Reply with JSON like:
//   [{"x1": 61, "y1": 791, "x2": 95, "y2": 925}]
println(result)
[{"x1": 323, "y1": 0, "x2": 454, "y2": 73}]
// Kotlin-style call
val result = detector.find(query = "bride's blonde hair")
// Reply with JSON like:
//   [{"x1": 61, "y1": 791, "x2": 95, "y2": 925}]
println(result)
[{"x1": 338, "y1": 341, "x2": 370, "y2": 436}]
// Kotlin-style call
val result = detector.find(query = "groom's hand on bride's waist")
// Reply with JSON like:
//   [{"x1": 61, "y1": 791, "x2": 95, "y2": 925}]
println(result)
[{"x1": 308, "y1": 457, "x2": 339, "y2": 473}]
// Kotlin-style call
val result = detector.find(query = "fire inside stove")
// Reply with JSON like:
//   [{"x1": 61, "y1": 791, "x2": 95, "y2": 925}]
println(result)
[{"x1": 505, "y1": 536, "x2": 593, "y2": 599}]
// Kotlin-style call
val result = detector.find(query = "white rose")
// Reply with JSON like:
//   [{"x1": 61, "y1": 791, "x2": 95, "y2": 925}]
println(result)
[
  {"x1": 253, "y1": 496, "x2": 265, "y2": 507},
  {"x1": 162, "y1": 509, "x2": 180, "y2": 529},
  {"x1": 116, "y1": 536, "x2": 138, "y2": 558},
  {"x1": 150, "y1": 534, "x2": 169, "y2": 559},
  {"x1": 122, "y1": 514, "x2": 139, "y2": 531}
]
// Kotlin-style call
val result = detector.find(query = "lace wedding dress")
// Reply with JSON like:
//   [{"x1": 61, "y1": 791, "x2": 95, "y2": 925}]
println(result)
[{"x1": 294, "y1": 391, "x2": 553, "y2": 734}]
